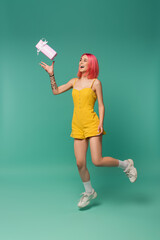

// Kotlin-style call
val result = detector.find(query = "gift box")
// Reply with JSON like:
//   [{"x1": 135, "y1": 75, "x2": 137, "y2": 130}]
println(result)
[{"x1": 35, "y1": 38, "x2": 57, "y2": 60}]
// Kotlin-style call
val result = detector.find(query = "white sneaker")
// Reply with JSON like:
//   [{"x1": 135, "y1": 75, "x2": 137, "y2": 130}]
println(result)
[
  {"x1": 77, "y1": 189, "x2": 97, "y2": 208},
  {"x1": 123, "y1": 159, "x2": 137, "y2": 183}
]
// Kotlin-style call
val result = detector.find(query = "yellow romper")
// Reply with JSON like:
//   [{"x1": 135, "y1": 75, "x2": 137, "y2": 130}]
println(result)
[{"x1": 70, "y1": 78, "x2": 106, "y2": 139}]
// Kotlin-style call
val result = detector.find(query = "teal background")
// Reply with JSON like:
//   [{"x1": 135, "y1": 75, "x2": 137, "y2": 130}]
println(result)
[{"x1": 1, "y1": 0, "x2": 160, "y2": 239}]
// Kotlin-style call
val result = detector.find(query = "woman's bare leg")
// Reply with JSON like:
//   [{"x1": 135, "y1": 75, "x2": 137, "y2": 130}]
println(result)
[
  {"x1": 74, "y1": 138, "x2": 90, "y2": 182},
  {"x1": 89, "y1": 135, "x2": 119, "y2": 166}
]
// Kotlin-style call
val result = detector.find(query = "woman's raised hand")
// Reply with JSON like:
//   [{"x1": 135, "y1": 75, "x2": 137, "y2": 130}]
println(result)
[{"x1": 39, "y1": 61, "x2": 55, "y2": 75}]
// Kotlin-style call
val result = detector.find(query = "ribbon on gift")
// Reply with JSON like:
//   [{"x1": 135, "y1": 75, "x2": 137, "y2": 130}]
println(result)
[{"x1": 37, "y1": 38, "x2": 48, "y2": 55}]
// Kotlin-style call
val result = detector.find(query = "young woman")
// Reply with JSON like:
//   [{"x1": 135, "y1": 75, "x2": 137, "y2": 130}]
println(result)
[{"x1": 39, "y1": 53, "x2": 137, "y2": 209}]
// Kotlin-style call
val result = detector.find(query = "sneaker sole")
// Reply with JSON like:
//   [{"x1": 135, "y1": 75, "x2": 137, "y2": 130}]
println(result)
[
  {"x1": 130, "y1": 167, "x2": 138, "y2": 183},
  {"x1": 127, "y1": 159, "x2": 138, "y2": 183}
]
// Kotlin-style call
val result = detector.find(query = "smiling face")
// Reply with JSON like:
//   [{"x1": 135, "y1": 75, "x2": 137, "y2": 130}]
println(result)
[{"x1": 79, "y1": 55, "x2": 89, "y2": 73}]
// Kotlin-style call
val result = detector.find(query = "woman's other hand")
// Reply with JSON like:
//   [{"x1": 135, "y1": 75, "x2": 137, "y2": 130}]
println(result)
[
  {"x1": 39, "y1": 61, "x2": 55, "y2": 75},
  {"x1": 97, "y1": 123, "x2": 104, "y2": 135}
]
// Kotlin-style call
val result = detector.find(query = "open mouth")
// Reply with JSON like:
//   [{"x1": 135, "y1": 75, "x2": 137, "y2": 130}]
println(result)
[{"x1": 80, "y1": 66, "x2": 84, "y2": 68}]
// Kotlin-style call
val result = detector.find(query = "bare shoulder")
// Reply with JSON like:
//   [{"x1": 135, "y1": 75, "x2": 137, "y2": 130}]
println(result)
[
  {"x1": 70, "y1": 78, "x2": 77, "y2": 87},
  {"x1": 95, "y1": 78, "x2": 101, "y2": 85},
  {"x1": 93, "y1": 79, "x2": 102, "y2": 90}
]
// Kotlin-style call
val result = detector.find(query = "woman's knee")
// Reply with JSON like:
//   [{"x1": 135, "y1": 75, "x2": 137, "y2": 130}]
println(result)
[
  {"x1": 76, "y1": 160, "x2": 86, "y2": 169},
  {"x1": 92, "y1": 157, "x2": 102, "y2": 167},
  {"x1": 74, "y1": 138, "x2": 88, "y2": 169}
]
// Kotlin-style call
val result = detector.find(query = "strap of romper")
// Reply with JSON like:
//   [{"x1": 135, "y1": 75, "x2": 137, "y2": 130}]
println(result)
[
  {"x1": 90, "y1": 79, "x2": 96, "y2": 89},
  {"x1": 73, "y1": 78, "x2": 77, "y2": 88}
]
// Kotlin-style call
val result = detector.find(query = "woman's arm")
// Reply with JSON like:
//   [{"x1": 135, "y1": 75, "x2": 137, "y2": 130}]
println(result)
[
  {"x1": 49, "y1": 74, "x2": 58, "y2": 94},
  {"x1": 95, "y1": 79, "x2": 105, "y2": 124},
  {"x1": 99, "y1": 106, "x2": 105, "y2": 125},
  {"x1": 39, "y1": 61, "x2": 75, "y2": 95},
  {"x1": 50, "y1": 75, "x2": 75, "y2": 95}
]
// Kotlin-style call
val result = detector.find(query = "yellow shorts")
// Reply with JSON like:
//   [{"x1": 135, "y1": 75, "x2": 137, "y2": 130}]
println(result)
[{"x1": 70, "y1": 111, "x2": 106, "y2": 139}]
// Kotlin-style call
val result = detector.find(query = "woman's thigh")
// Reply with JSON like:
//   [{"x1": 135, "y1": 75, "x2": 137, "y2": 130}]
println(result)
[
  {"x1": 89, "y1": 135, "x2": 102, "y2": 165},
  {"x1": 74, "y1": 138, "x2": 89, "y2": 168}
]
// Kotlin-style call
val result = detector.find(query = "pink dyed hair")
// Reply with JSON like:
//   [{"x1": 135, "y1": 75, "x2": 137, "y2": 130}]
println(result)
[{"x1": 77, "y1": 53, "x2": 99, "y2": 79}]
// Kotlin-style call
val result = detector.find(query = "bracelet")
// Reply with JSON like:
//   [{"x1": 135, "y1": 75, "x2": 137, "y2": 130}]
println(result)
[{"x1": 49, "y1": 74, "x2": 54, "y2": 77}]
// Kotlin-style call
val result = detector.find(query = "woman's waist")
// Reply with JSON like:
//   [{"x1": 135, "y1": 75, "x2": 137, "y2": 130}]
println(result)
[
  {"x1": 73, "y1": 106, "x2": 94, "y2": 111},
  {"x1": 73, "y1": 108, "x2": 98, "y2": 117},
  {"x1": 72, "y1": 110, "x2": 99, "y2": 124}
]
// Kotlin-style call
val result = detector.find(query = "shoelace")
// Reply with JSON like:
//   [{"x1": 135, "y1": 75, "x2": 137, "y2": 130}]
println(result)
[
  {"x1": 124, "y1": 167, "x2": 135, "y2": 178},
  {"x1": 80, "y1": 192, "x2": 90, "y2": 197},
  {"x1": 124, "y1": 170, "x2": 132, "y2": 178},
  {"x1": 78, "y1": 192, "x2": 93, "y2": 202}
]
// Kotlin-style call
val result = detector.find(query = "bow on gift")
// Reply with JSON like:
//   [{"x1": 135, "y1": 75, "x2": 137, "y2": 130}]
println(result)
[{"x1": 37, "y1": 38, "x2": 48, "y2": 55}]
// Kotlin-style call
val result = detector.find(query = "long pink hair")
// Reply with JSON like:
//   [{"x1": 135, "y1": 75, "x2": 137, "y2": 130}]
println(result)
[{"x1": 77, "y1": 53, "x2": 99, "y2": 79}]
